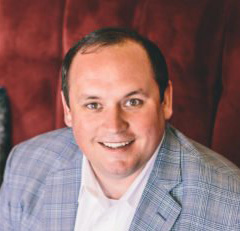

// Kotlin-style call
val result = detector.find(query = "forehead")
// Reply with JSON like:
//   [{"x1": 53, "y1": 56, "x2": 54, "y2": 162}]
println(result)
[
  {"x1": 67, "y1": 41, "x2": 158, "y2": 97},
  {"x1": 69, "y1": 41, "x2": 153, "y2": 75}
]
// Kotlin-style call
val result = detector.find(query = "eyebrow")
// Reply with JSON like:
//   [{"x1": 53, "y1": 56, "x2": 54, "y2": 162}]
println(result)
[
  {"x1": 80, "y1": 88, "x2": 148, "y2": 100},
  {"x1": 81, "y1": 95, "x2": 100, "y2": 100},
  {"x1": 124, "y1": 89, "x2": 148, "y2": 98}
]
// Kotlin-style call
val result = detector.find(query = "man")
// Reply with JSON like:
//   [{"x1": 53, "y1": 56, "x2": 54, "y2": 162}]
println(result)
[{"x1": 1, "y1": 28, "x2": 240, "y2": 231}]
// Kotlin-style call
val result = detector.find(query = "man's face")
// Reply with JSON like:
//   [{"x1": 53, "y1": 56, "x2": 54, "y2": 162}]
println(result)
[{"x1": 62, "y1": 41, "x2": 172, "y2": 181}]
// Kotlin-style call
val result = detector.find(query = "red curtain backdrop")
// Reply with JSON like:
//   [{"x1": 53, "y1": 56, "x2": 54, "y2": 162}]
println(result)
[{"x1": 1, "y1": 0, "x2": 240, "y2": 166}]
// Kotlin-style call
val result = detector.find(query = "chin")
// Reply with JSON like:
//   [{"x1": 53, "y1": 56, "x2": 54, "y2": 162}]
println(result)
[{"x1": 103, "y1": 161, "x2": 141, "y2": 178}]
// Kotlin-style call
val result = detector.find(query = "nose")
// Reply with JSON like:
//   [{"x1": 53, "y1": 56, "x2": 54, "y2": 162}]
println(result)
[{"x1": 103, "y1": 106, "x2": 129, "y2": 134}]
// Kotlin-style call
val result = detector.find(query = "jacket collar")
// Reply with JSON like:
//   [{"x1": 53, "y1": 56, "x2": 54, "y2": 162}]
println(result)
[
  {"x1": 41, "y1": 129, "x2": 83, "y2": 231},
  {"x1": 129, "y1": 124, "x2": 182, "y2": 231}
]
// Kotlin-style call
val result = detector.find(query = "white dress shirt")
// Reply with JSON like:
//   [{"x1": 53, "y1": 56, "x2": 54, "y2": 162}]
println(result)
[{"x1": 74, "y1": 135, "x2": 164, "y2": 231}]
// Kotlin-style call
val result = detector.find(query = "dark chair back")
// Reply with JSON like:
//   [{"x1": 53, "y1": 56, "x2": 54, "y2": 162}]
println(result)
[{"x1": 0, "y1": 87, "x2": 11, "y2": 185}]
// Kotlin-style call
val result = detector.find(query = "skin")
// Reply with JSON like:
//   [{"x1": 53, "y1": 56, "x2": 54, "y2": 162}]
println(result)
[{"x1": 62, "y1": 40, "x2": 173, "y2": 199}]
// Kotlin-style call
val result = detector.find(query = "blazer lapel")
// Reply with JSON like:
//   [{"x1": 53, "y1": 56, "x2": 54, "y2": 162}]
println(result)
[
  {"x1": 129, "y1": 125, "x2": 182, "y2": 231},
  {"x1": 43, "y1": 149, "x2": 83, "y2": 231}
]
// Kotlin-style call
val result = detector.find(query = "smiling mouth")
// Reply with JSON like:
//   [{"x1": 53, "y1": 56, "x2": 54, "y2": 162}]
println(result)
[{"x1": 99, "y1": 140, "x2": 134, "y2": 149}]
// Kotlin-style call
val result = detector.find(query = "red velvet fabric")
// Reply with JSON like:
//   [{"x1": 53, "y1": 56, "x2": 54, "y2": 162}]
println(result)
[
  {"x1": 0, "y1": 0, "x2": 65, "y2": 144},
  {"x1": 212, "y1": 0, "x2": 240, "y2": 164},
  {"x1": 1, "y1": 0, "x2": 240, "y2": 166}
]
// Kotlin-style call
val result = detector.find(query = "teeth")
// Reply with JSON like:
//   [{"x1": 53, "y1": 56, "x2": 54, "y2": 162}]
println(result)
[{"x1": 102, "y1": 141, "x2": 131, "y2": 148}]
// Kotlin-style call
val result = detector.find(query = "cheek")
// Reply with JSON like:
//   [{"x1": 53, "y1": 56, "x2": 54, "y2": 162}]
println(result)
[
  {"x1": 71, "y1": 109, "x2": 97, "y2": 130},
  {"x1": 132, "y1": 110, "x2": 164, "y2": 145},
  {"x1": 71, "y1": 115, "x2": 96, "y2": 140},
  {"x1": 133, "y1": 108, "x2": 162, "y2": 130},
  {"x1": 72, "y1": 121, "x2": 97, "y2": 155}
]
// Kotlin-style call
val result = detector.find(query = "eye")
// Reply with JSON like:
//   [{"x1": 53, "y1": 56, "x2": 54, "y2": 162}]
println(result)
[
  {"x1": 85, "y1": 102, "x2": 102, "y2": 110},
  {"x1": 125, "y1": 98, "x2": 143, "y2": 107}
]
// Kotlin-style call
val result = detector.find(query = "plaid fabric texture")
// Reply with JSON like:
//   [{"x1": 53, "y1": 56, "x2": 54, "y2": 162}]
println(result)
[{"x1": 0, "y1": 125, "x2": 240, "y2": 231}]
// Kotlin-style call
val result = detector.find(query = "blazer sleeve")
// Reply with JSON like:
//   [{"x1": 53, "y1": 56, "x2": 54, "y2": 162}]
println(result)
[{"x1": 0, "y1": 147, "x2": 21, "y2": 231}]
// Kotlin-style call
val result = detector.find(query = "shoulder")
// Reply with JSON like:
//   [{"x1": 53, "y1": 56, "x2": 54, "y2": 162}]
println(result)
[
  {"x1": 7, "y1": 127, "x2": 81, "y2": 172},
  {"x1": 0, "y1": 128, "x2": 83, "y2": 227},
  {"x1": 164, "y1": 126, "x2": 240, "y2": 228},
  {"x1": 167, "y1": 125, "x2": 240, "y2": 190},
  {"x1": 3, "y1": 127, "x2": 82, "y2": 194}
]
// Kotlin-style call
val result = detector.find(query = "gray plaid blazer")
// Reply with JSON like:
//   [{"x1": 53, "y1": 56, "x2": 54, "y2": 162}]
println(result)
[{"x1": 1, "y1": 125, "x2": 240, "y2": 230}]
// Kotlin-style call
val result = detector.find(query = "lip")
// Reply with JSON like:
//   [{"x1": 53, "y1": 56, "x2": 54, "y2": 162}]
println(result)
[{"x1": 98, "y1": 140, "x2": 134, "y2": 150}]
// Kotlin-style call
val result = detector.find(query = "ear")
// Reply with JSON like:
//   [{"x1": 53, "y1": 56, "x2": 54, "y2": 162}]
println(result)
[
  {"x1": 162, "y1": 80, "x2": 173, "y2": 120},
  {"x1": 61, "y1": 91, "x2": 72, "y2": 127}
]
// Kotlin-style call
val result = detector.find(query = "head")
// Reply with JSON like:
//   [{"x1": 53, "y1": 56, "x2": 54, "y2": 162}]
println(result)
[
  {"x1": 61, "y1": 27, "x2": 173, "y2": 185},
  {"x1": 62, "y1": 27, "x2": 169, "y2": 106}
]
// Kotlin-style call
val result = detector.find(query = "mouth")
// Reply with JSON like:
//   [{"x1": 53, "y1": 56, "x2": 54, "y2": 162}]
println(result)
[{"x1": 99, "y1": 140, "x2": 134, "y2": 149}]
